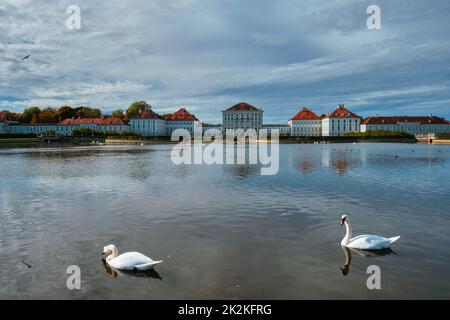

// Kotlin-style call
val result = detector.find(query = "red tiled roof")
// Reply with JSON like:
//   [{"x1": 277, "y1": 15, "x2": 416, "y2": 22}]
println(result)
[
  {"x1": 290, "y1": 107, "x2": 320, "y2": 120},
  {"x1": 362, "y1": 116, "x2": 448, "y2": 125},
  {"x1": 59, "y1": 117, "x2": 125, "y2": 125},
  {"x1": 14, "y1": 123, "x2": 65, "y2": 126},
  {"x1": 167, "y1": 108, "x2": 199, "y2": 121},
  {"x1": 135, "y1": 108, "x2": 164, "y2": 120},
  {"x1": 324, "y1": 105, "x2": 360, "y2": 119},
  {"x1": 225, "y1": 102, "x2": 261, "y2": 111}
]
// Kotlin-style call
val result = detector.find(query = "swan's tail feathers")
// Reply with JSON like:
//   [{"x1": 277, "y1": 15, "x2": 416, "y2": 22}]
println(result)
[
  {"x1": 135, "y1": 260, "x2": 164, "y2": 270},
  {"x1": 389, "y1": 236, "x2": 401, "y2": 244},
  {"x1": 151, "y1": 260, "x2": 164, "y2": 266}
]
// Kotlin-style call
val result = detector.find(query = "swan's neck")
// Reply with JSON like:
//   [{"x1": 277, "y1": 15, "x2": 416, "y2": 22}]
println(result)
[
  {"x1": 106, "y1": 247, "x2": 118, "y2": 262},
  {"x1": 341, "y1": 221, "x2": 352, "y2": 245}
]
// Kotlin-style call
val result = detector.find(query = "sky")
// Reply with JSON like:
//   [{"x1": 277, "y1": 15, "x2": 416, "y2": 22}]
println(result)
[{"x1": 0, "y1": 0, "x2": 449, "y2": 123}]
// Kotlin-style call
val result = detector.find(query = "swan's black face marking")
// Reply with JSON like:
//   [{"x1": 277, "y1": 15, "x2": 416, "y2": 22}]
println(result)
[{"x1": 340, "y1": 216, "x2": 347, "y2": 225}]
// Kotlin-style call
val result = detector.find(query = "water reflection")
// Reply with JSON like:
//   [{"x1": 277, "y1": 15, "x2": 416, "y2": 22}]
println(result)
[
  {"x1": 296, "y1": 158, "x2": 318, "y2": 174},
  {"x1": 102, "y1": 259, "x2": 163, "y2": 280},
  {"x1": 325, "y1": 149, "x2": 362, "y2": 175},
  {"x1": 340, "y1": 246, "x2": 395, "y2": 276},
  {"x1": 21, "y1": 147, "x2": 153, "y2": 159},
  {"x1": 340, "y1": 246, "x2": 352, "y2": 276},
  {"x1": 295, "y1": 145, "x2": 364, "y2": 175},
  {"x1": 223, "y1": 164, "x2": 260, "y2": 178},
  {"x1": 351, "y1": 247, "x2": 396, "y2": 258}
]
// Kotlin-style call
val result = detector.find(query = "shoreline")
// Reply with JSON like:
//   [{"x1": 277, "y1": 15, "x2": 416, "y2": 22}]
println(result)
[
  {"x1": 105, "y1": 138, "x2": 418, "y2": 145},
  {"x1": 432, "y1": 139, "x2": 450, "y2": 145},
  {"x1": 0, "y1": 137, "x2": 427, "y2": 147}
]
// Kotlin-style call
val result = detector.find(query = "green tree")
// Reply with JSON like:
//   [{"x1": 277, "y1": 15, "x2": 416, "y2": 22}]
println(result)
[
  {"x1": 0, "y1": 110, "x2": 20, "y2": 121},
  {"x1": 57, "y1": 106, "x2": 75, "y2": 121},
  {"x1": 20, "y1": 107, "x2": 41, "y2": 123},
  {"x1": 112, "y1": 109, "x2": 125, "y2": 120},
  {"x1": 126, "y1": 100, "x2": 151, "y2": 119},
  {"x1": 160, "y1": 114, "x2": 172, "y2": 120},
  {"x1": 43, "y1": 130, "x2": 56, "y2": 136},
  {"x1": 75, "y1": 107, "x2": 102, "y2": 118},
  {"x1": 36, "y1": 108, "x2": 58, "y2": 123}
]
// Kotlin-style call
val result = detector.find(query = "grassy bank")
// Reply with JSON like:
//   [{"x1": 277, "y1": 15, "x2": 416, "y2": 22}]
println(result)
[
  {"x1": 0, "y1": 137, "x2": 41, "y2": 143},
  {"x1": 436, "y1": 133, "x2": 450, "y2": 140}
]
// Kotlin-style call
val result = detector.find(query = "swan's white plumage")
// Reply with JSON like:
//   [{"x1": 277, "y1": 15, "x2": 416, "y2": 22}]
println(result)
[
  {"x1": 103, "y1": 244, "x2": 163, "y2": 271},
  {"x1": 345, "y1": 234, "x2": 399, "y2": 250},
  {"x1": 340, "y1": 215, "x2": 400, "y2": 250}
]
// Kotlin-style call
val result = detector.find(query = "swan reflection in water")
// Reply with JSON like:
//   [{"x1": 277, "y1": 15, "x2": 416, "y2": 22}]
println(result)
[
  {"x1": 340, "y1": 246, "x2": 395, "y2": 276},
  {"x1": 102, "y1": 259, "x2": 163, "y2": 280}
]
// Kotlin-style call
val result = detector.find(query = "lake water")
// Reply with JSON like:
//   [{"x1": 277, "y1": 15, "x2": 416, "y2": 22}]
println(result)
[{"x1": 1, "y1": 143, "x2": 450, "y2": 299}]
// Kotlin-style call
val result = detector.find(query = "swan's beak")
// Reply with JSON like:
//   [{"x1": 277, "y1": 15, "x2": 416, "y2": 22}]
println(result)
[
  {"x1": 101, "y1": 251, "x2": 105, "y2": 256},
  {"x1": 340, "y1": 219, "x2": 345, "y2": 225}
]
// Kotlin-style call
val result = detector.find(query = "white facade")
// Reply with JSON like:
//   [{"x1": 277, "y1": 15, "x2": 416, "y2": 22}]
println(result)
[
  {"x1": 222, "y1": 103, "x2": 263, "y2": 131},
  {"x1": 397, "y1": 122, "x2": 450, "y2": 134},
  {"x1": 289, "y1": 119, "x2": 322, "y2": 136},
  {"x1": 8, "y1": 124, "x2": 76, "y2": 136},
  {"x1": 262, "y1": 124, "x2": 291, "y2": 136},
  {"x1": 360, "y1": 124, "x2": 398, "y2": 132},
  {"x1": 322, "y1": 118, "x2": 361, "y2": 137},
  {"x1": 130, "y1": 109, "x2": 167, "y2": 137},
  {"x1": 76, "y1": 123, "x2": 130, "y2": 133},
  {"x1": 5, "y1": 123, "x2": 129, "y2": 136},
  {"x1": 360, "y1": 116, "x2": 450, "y2": 135},
  {"x1": 322, "y1": 105, "x2": 361, "y2": 137},
  {"x1": 165, "y1": 108, "x2": 201, "y2": 136},
  {"x1": 202, "y1": 123, "x2": 223, "y2": 135},
  {"x1": 288, "y1": 108, "x2": 322, "y2": 137},
  {"x1": 167, "y1": 120, "x2": 201, "y2": 136},
  {"x1": 130, "y1": 118, "x2": 167, "y2": 136}
]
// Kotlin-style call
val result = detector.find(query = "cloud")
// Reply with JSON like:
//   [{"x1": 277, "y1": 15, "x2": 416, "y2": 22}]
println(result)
[
  {"x1": 1, "y1": 0, "x2": 449, "y2": 122},
  {"x1": 31, "y1": 81, "x2": 151, "y2": 99}
]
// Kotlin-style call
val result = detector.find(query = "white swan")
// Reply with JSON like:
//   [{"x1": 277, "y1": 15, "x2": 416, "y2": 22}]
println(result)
[
  {"x1": 340, "y1": 215, "x2": 400, "y2": 250},
  {"x1": 102, "y1": 244, "x2": 163, "y2": 271}
]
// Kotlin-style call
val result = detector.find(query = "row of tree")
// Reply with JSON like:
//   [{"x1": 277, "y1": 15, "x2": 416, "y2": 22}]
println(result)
[{"x1": 1, "y1": 101, "x2": 152, "y2": 124}]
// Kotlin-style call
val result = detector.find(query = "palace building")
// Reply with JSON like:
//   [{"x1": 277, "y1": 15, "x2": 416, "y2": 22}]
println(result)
[
  {"x1": 130, "y1": 108, "x2": 167, "y2": 137},
  {"x1": 166, "y1": 108, "x2": 201, "y2": 136},
  {"x1": 288, "y1": 107, "x2": 322, "y2": 137},
  {"x1": 222, "y1": 102, "x2": 263, "y2": 131},
  {"x1": 321, "y1": 104, "x2": 361, "y2": 137},
  {"x1": 1, "y1": 104, "x2": 450, "y2": 138},
  {"x1": 0, "y1": 113, "x2": 129, "y2": 136},
  {"x1": 360, "y1": 115, "x2": 450, "y2": 135}
]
